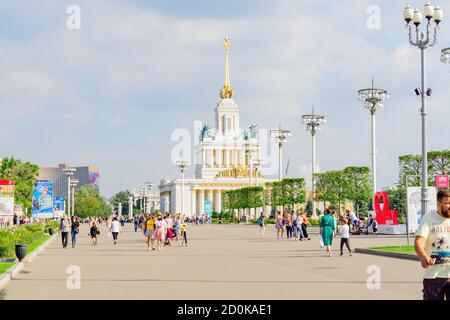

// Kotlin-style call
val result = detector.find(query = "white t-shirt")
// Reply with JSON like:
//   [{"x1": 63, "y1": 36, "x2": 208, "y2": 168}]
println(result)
[
  {"x1": 416, "y1": 210, "x2": 450, "y2": 279},
  {"x1": 340, "y1": 224, "x2": 350, "y2": 239},
  {"x1": 111, "y1": 221, "x2": 121, "y2": 233},
  {"x1": 349, "y1": 212, "x2": 357, "y2": 221}
]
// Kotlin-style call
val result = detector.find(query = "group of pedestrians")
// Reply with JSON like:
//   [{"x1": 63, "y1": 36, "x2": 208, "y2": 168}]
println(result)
[
  {"x1": 134, "y1": 212, "x2": 188, "y2": 251},
  {"x1": 273, "y1": 211, "x2": 311, "y2": 241},
  {"x1": 186, "y1": 214, "x2": 211, "y2": 225},
  {"x1": 59, "y1": 215, "x2": 122, "y2": 248}
]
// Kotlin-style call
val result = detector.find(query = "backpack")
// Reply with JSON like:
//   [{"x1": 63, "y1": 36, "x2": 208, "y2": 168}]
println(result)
[{"x1": 257, "y1": 217, "x2": 262, "y2": 225}]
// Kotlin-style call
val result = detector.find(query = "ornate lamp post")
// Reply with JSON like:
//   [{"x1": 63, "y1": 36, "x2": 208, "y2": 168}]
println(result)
[
  {"x1": 176, "y1": 161, "x2": 189, "y2": 216},
  {"x1": 403, "y1": 2, "x2": 443, "y2": 217},
  {"x1": 270, "y1": 126, "x2": 291, "y2": 182},
  {"x1": 357, "y1": 80, "x2": 389, "y2": 209},
  {"x1": 62, "y1": 166, "x2": 76, "y2": 217},
  {"x1": 270, "y1": 126, "x2": 291, "y2": 214},
  {"x1": 253, "y1": 159, "x2": 263, "y2": 186},
  {"x1": 301, "y1": 108, "x2": 326, "y2": 219}
]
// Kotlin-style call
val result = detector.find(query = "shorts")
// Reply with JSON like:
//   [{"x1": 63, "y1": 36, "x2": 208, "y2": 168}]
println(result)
[
  {"x1": 423, "y1": 278, "x2": 450, "y2": 300},
  {"x1": 145, "y1": 230, "x2": 154, "y2": 238}
]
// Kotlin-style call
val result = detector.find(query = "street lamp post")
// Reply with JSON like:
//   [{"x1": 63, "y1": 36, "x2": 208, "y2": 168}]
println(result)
[
  {"x1": 253, "y1": 159, "x2": 262, "y2": 186},
  {"x1": 357, "y1": 80, "x2": 389, "y2": 210},
  {"x1": 244, "y1": 143, "x2": 255, "y2": 187},
  {"x1": 176, "y1": 161, "x2": 189, "y2": 216},
  {"x1": 140, "y1": 188, "x2": 146, "y2": 213},
  {"x1": 70, "y1": 179, "x2": 79, "y2": 217},
  {"x1": 128, "y1": 195, "x2": 133, "y2": 219},
  {"x1": 63, "y1": 167, "x2": 76, "y2": 217},
  {"x1": 146, "y1": 182, "x2": 155, "y2": 214},
  {"x1": 301, "y1": 108, "x2": 326, "y2": 219},
  {"x1": 270, "y1": 126, "x2": 291, "y2": 214},
  {"x1": 403, "y1": 2, "x2": 443, "y2": 217}
]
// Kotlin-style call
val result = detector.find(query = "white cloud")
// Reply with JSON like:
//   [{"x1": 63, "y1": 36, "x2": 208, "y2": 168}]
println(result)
[{"x1": 1, "y1": 0, "x2": 449, "y2": 197}]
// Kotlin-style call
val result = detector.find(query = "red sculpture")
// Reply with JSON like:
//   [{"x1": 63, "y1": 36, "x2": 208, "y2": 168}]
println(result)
[{"x1": 374, "y1": 192, "x2": 398, "y2": 225}]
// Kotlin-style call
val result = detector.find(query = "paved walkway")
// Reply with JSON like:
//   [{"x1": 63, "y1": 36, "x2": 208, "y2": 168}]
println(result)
[{"x1": 0, "y1": 223, "x2": 423, "y2": 299}]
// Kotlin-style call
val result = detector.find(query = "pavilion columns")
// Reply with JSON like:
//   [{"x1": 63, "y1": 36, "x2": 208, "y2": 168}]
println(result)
[
  {"x1": 217, "y1": 149, "x2": 222, "y2": 168},
  {"x1": 225, "y1": 150, "x2": 230, "y2": 167},
  {"x1": 191, "y1": 190, "x2": 196, "y2": 216},
  {"x1": 206, "y1": 190, "x2": 213, "y2": 208},
  {"x1": 214, "y1": 190, "x2": 222, "y2": 214},
  {"x1": 198, "y1": 190, "x2": 205, "y2": 215}
]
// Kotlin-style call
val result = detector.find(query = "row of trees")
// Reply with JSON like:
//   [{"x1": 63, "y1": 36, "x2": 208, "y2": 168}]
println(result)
[
  {"x1": 74, "y1": 185, "x2": 111, "y2": 218},
  {"x1": 223, "y1": 178, "x2": 306, "y2": 214},
  {"x1": 315, "y1": 166, "x2": 372, "y2": 215},
  {"x1": 387, "y1": 150, "x2": 450, "y2": 215}
]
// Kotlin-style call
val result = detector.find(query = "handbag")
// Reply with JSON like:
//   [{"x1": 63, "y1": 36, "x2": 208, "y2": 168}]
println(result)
[{"x1": 318, "y1": 234, "x2": 324, "y2": 248}]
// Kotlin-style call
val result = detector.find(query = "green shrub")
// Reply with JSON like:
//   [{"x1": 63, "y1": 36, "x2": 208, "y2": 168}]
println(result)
[{"x1": 0, "y1": 223, "x2": 50, "y2": 258}]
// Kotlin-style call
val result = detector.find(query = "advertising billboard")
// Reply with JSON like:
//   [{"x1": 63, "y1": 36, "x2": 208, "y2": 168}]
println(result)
[
  {"x1": 406, "y1": 187, "x2": 437, "y2": 233},
  {"x1": 88, "y1": 165, "x2": 100, "y2": 189},
  {"x1": 204, "y1": 200, "x2": 213, "y2": 216},
  {"x1": 435, "y1": 175, "x2": 449, "y2": 189},
  {"x1": 0, "y1": 180, "x2": 15, "y2": 216},
  {"x1": 53, "y1": 196, "x2": 65, "y2": 218},
  {"x1": 32, "y1": 180, "x2": 54, "y2": 219}
]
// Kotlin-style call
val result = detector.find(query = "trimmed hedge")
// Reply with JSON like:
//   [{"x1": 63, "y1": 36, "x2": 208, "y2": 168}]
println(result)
[{"x1": 0, "y1": 221, "x2": 58, "y2": 258}]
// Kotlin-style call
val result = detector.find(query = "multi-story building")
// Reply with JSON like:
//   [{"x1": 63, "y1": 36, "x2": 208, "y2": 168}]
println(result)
[{"x1": 38, "y1": 164, "x2": 100, "y2": 198}]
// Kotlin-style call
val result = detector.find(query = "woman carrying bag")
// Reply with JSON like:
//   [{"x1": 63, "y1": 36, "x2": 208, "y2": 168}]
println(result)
[{"x1": 320, "y1": 208, "x2": 336, "y2": 257}]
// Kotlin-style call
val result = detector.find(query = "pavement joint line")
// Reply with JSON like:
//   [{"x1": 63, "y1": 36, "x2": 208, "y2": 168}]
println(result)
[
  {"x1": 355, "y1": 248, "x2": 419, "y2": 261},
  {"x1": 0, "y1": 233, "x2": 57, "y2": 291}
]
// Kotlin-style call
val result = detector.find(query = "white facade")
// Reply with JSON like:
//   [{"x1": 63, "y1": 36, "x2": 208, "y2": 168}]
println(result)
[{"x1": 159, "y1": 38, "x2": 266, "y2": 218}]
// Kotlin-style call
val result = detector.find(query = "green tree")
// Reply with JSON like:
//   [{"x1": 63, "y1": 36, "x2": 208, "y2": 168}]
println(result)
[
  {"x1": 74, "y1": 185, "x2": 111, "y2": 218},
  {"x1": 343, "y1": 166, "x2": 371, "y2": 215},
  {"x1": 109, "y1": 190, "x2": 132, "y2": 216},
  {"x1": 282, "y1": 178, "x2": 306, "y2": 211},
  {"x1": 0, "y1": 156, "x2": 39, "y2": 214},
  {"x1": 428, "y1": 150, "x2": 450, "y2": 178},
  {"x1": 315, "y1": 170, "x2": 348, "y2": 213}
]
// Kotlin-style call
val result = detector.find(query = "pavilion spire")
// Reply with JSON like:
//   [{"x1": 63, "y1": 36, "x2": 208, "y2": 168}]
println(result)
[{"x1": 220, "y1": 37, "x2": 235, "y2": 99}]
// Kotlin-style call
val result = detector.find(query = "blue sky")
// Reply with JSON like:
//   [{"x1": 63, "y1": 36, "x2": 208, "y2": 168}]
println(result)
[{"x1": 1, "y1": 0, "x2": 450, "y2": 197}]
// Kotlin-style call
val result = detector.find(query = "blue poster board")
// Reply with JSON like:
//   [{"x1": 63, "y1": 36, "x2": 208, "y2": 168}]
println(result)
[
  {"x1": 204, "y1": 200, "x2": 213, "y2": 216},
  {"x1": 32, "y1": 180, "x2": 54, "y2": 219}
]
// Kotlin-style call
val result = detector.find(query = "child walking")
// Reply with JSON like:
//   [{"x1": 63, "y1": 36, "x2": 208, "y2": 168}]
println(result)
[{"x1": 339, "y1": 218, "x2": 352, "y2": 256}]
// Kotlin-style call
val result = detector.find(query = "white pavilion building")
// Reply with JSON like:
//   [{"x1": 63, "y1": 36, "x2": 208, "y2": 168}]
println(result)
[{"x1": 159, "y1": 38, "x2": 266, "y2": 217}]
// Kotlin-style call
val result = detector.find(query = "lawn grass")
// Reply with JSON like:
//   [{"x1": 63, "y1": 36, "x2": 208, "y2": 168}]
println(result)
[
  {"x1": 0, "y1": 234, "x2": 52, "y2": 276},
  {"x1": 369, "y1": 245, "x2": 415, "y2": 254},
  {"x1": 26, "y1": 234, "x2": 51, "y2": 254},
  {"x1": 0, "y1": 262, "x2": 14, "y2": 275}
]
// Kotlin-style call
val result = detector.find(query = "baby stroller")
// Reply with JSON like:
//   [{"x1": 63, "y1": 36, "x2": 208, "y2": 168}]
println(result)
[{"x1": 351, "y1": 219, "x2": 368, "y2": 235}]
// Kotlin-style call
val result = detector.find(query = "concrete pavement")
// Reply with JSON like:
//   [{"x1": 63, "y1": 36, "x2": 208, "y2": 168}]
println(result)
[{"x1": 0, "y1": 223, "x2": 424, "y2": 299}]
